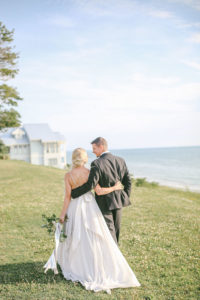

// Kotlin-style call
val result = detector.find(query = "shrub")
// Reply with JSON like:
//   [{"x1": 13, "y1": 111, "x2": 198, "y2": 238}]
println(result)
[
  {"x1": 0, "y1": 139, "x2": 10, "y2": 160},
  {"x1": 0, "y1": 153, "x2": 9, "y2": 160},
  {"x1": 135, "y1": 177, "x2": 159, "y2": 188}
]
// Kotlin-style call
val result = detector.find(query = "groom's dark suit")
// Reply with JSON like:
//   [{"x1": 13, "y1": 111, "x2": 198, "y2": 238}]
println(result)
[{"x1": 71, "y1": 152, "x2": 132, "y2": 243}]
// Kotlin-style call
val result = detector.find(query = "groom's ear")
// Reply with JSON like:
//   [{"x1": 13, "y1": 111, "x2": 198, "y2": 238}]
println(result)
[{"x1": 100, "y1": 144, "x2": 104, "y2": 151}]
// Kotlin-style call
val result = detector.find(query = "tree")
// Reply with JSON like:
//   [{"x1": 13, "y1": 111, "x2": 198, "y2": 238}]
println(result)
[
  {"x1": 0, "y1": 21, "x2": 22, "y2": 130},
  {"x1": 0, "y1": 139, "x2": 9, "y2": 159}
]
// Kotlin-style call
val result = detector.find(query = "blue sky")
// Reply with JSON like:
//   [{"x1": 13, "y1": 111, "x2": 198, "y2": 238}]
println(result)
[{"x1": 1, "y1": 0, "x2": 200, "y2": 150}]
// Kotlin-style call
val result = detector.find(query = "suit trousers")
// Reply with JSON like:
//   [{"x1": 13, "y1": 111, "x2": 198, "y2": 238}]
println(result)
[{"x1": 102, "y1": 208, "x2": 122, "y2": 244}]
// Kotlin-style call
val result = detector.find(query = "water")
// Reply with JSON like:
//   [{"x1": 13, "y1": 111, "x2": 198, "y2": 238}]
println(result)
[{"x1": 67, "y1": 146, "x2": 200, "y2": 192}]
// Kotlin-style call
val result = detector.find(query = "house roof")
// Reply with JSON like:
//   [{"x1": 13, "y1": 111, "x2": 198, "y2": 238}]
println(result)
[
  {"x1": 23, "y1": 123, "x2": 65, "y2": 142},
  {"x1": 0, "y1": 127, "x2": 29, "y2": 146},
  {"x1": 0, "y1": 123, "x2": 66, "y2": 146}
]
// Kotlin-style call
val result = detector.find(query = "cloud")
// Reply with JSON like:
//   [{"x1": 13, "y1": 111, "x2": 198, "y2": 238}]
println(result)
[
  {"x1": 169, "y1": 0, "x2": 200, "y2": 11},
  {"x1": 148, "y1": 10, "x2": 174, "y2": 19},
  {"x1": 15, "y1": 58, "x2": 200, "y2": 149},
  {"x1": 106, "y1": 80, "x2": 200, "y2": 114},
  {"x1": 188, "y1": 32, "x2": 200, "y2": 43},
  {"x1": 131, "y1": 73, "x2": 180, "y2": 85},
  {"x1": 44, "y1": 15, "x2": 75, "y2": 28},
  {"x1": 16, "y1": 53, "x2": 200, "y2": 114},
  {"x1": 181, "y1": 60, "x2": 200, "y2": 70},
  {"x1": 74, "y1": 0, "x2": 140, "y2": 17},
  {"x1": 177, "y1": 21, "x2": 200, "y2": 29}
]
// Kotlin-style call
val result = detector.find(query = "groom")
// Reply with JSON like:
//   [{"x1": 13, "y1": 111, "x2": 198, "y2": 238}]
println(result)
[{"x1": 71, "y1": 137, "x2": 132, "y2": 244}]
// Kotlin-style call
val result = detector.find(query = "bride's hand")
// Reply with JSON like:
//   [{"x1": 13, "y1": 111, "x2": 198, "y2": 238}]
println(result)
[
  {"x1": 114, "y1": 181, "x2": 123, "y2": 191},
  {"x1": 94, "y1": 182, "x2": 123, "y2": 196},
  {"x1": 59, "y1": 214, "x2": 65, "y2": 224},
  {"x1": 94, "y1": 184, "x2": 101, "y2": 195}
]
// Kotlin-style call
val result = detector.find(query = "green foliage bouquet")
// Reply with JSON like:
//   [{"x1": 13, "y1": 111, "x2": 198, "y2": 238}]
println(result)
[{"x1": 42, "y1": 213, "x2": 68, "y2": 242}]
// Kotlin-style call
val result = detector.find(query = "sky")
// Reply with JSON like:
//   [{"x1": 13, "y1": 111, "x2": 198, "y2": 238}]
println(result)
[{"x1": 1, "y1": 0, "x2": 200, "y2": 150}]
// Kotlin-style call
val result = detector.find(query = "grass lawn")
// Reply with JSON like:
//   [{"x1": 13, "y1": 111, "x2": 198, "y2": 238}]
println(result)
[{"x1": 0, "y1": 160, "x2": 199, "y2": 300}]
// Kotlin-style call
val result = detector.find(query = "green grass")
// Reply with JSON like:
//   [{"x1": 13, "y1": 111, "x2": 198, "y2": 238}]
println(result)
[{"x1": 0, "y1": 160, "x2": 200, "y2": 300}]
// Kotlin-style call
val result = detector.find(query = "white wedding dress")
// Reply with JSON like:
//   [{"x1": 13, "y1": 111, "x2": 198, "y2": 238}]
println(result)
[{"x1": 44, "y1": 191, "x2": 140, "y2": 294}]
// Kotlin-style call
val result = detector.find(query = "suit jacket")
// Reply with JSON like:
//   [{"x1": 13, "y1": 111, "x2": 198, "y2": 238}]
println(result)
[{"x1": 71, "y1": 152, "x2": 132, "y2": 212}]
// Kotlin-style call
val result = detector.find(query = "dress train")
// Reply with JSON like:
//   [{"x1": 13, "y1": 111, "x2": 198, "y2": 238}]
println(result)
[{"x1": 44, "y1": 191, "x2": 140, "y2": 293}]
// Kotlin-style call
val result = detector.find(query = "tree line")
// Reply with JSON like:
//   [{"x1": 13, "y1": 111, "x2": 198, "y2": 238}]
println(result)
[{"x1": 0, "y1": 21, "x2": 22, "y2": 158}]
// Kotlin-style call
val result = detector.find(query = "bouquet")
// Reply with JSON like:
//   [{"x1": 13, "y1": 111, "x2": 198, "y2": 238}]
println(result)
[{"x1": 42, "y1": 213, "x2": 68, "y2": 242}]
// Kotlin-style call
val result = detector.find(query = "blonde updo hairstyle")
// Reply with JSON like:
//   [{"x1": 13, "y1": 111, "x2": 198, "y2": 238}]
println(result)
[{"x1": 72, "y1": 148, "x2": 88, "y2": 168}]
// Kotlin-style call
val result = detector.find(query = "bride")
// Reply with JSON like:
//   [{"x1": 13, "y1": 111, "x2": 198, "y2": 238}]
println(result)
[{"x1": 44, "y1": 148, "x2": 140, "y2": 294}]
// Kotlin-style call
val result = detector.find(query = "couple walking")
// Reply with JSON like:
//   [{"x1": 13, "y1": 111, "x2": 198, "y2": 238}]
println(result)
[{"x1": 44, "y1": 137, "x2": 140, "y2": 294}]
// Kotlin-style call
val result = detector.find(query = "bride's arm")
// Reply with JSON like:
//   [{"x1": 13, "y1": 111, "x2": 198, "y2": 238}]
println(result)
[
  {"x1": 59, "y1": 173, "x2": 72, "y2": 223},
  {"x1": 94, "y1": 181, "x2": 122, "y2": 196}
]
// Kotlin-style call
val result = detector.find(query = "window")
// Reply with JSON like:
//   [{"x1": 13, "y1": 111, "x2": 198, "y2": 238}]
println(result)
[
  {"x1": 48, "y1": 158, "x2": 58, "y2": 166},
  {"x1": 60, "y1": 144, "x2": 65, "y2": 152},
  {"x1": 19, "y1": 145, "x2": 22, "y2": 154},
  {"x1": 14, "y1": 145, "x2": 18, "y2": 154},
  {"x1": 46, "y1": 143, "x2": 58, "y2": 153},
  {"x1": 15, "y1": 133, "x2": 21, "y2": 139},
  {"x1": 20, "y1": 145, "x2": 27, "y2": 153},
  {"x1": 61, "y1": 157, "x2": 65, "y2": 163},
  {"x1": 50, "y1": 143, "x2": 55, "y2": 153}
]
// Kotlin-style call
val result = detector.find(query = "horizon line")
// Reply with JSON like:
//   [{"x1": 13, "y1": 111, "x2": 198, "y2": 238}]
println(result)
[{"x1": 66, "y1": 144, "x2": 200, "y2": 152}]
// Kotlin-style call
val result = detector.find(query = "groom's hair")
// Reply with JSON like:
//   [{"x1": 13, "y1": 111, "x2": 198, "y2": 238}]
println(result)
[{"x1": 91, "y1": 137, "x2": 108, "y2": 149}]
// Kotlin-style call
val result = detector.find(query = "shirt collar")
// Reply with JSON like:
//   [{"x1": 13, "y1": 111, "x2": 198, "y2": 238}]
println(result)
[{"x1": 100, "y1": 151, "x2": 110, "y2": 157}]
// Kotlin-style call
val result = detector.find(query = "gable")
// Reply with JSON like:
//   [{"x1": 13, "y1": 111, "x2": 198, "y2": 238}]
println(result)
[{"x1": 12, "y1": 128, "x2": 25, "y2": 139}]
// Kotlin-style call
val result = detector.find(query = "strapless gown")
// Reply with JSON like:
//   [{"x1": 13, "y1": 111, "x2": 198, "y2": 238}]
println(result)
[{"x1": 44, "y1": 191, "x2": 140, "y2": 294}]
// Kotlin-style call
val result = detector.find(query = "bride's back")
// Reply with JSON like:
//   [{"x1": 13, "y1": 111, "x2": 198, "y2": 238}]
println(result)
[{"x1": 68, "y1": 166, "x2": 89, "y2": 189}]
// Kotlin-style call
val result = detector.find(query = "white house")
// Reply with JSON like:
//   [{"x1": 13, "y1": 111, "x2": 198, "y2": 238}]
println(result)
[{"x1": 0, "y1": 123, "x2": 66, "y2": 169}]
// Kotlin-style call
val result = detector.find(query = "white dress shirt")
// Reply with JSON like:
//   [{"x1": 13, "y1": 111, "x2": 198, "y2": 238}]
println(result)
[{"x1": 100, "y1": 151, "x2": 110, "y2": 157}]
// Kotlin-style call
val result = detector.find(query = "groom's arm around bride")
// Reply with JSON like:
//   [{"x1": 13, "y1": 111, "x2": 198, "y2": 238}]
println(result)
[{"x1": 71, "y1": 137, "x2": 132, "y2": 243}]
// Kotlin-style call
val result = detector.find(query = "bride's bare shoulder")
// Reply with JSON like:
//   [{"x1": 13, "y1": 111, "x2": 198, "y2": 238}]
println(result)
[
  {"x1": 65, "y1": 168, "x2": 81, "y2": 181},
  {"x1": 65, "y1": 170, "x2": 72, "y2": 176},
  {"x1": 65, "y1": 167, "x2": 89, "y2": 179},
  {"x1": 84, "y1": 167, "x2": 90, "y2": 174},
  {"x1": 64, "y1": 171, "x2": 72, "y2": 182}
]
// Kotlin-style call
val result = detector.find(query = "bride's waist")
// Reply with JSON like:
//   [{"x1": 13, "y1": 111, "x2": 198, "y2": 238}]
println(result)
[{"x1": 71, "y1": 191, "x2": 94, "y2": 200}]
